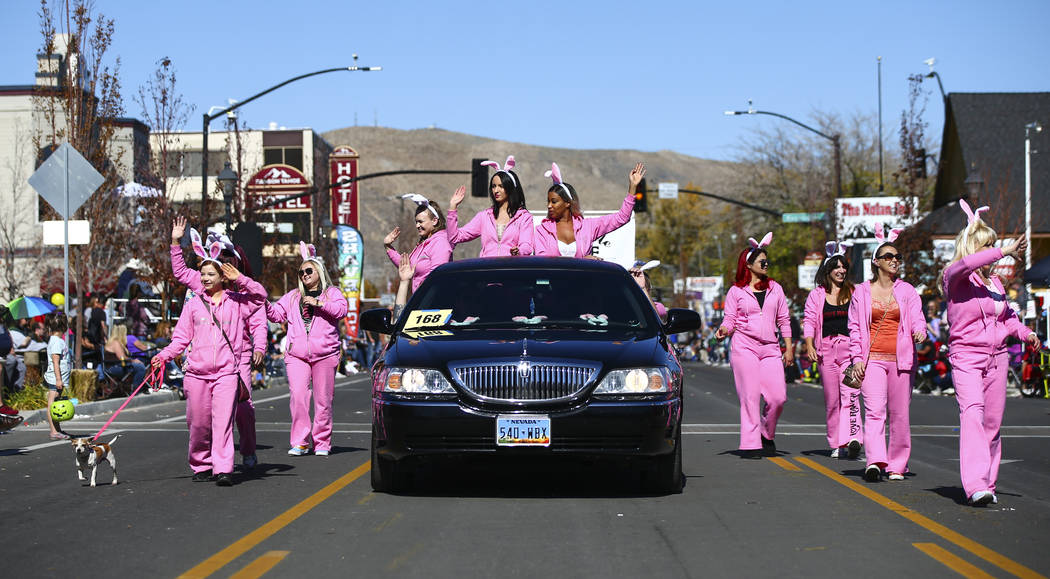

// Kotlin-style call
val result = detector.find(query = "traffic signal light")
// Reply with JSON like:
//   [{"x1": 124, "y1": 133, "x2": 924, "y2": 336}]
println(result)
[
  {"x1": 634, "y1": 178, "x2": 648, "y2": 213},
  {"x1": 471, "y1": 158, "x2": 489, "y2": 198}
]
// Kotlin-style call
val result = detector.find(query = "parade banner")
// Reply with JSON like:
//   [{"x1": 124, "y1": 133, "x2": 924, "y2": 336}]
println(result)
[
  {"x1": 836, "y1": 196, "x2": 921, "y2": 240},
  {"x1": 336, "y1": 225, "x2": 364, "y2": 339},
  {"x1": 329, "y1": 146, "x2": 359, "y2": 228}
]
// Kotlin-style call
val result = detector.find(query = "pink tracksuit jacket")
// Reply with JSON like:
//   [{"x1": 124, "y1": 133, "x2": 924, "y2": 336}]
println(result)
[
  {"x1": 847, "y1": 280, "x2": 925, "y2": 370},
  {"x1": 802, "y1": 286, "x2": 835, "y2": 357},
  {"x1": 942, "y1": 248, "x2": 1031, "y2": 355},
  {"x1": 721, "y1": 282, "x2": 792, "y2": 352},
  {"x1": 266, "y1": 286, "x2": 349, "y2": 362},
  {"x1": 533, "y1": 194, "x2": 635, "y2": 257},
  {"x1": 386, "y1": 230, "x2": 453, "y2": 292},
  {"x1": 446, "y1": 207, "x2": 535, "y2": 257},
  {"x1": 156, "y1": 275, "x2": 267, "y2": 378}
]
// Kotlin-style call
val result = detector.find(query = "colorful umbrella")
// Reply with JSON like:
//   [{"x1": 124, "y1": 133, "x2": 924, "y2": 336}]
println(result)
[{"x1": 5, "y1": 296, "x2": 57, "y2": 320}]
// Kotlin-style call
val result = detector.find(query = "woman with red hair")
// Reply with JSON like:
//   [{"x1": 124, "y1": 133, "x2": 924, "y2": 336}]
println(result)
[{"x1": 716, "y1": 233, "x2": 793, "y2": 458}]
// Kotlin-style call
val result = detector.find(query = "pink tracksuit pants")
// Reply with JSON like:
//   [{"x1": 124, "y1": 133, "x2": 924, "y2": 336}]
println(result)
[
  {"x1": 184, "y1": 374, "x2": 238, "y2": 475},
  {"x1": 950, "y1": 351, "x2": 1007, "y2": 498},
  {"x1": 286, "y1": 354, "x2": 339, "y2": 452},
  {"x1": 234, "y1": 356, "x2": 255, "y2": 457},
  {"x1": 819, "y1": 335, "x2": 863, "y2": 448},
  {"x1": 730, "y1": 343, "x2": 786, "y2": 450},
  {"x1": 860, "y1": 359, "x2": 913, "y2": 473}
]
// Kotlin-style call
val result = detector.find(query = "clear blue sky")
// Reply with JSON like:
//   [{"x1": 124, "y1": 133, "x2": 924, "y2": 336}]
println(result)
[{"x1": 2, "y1": 0, "x2": 1047, "y2": 161}]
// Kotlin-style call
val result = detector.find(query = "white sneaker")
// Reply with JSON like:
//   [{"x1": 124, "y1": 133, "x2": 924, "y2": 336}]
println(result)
[
  {"x1": 969, "y1": 490, "x2": 994, "y2": 506},
  {"x1": 887, "y1": 472, "x2": 904, "y2": 481},
  {"x1": 991, "y1": 494, "x2": 998, "y2": 504},
  {"x1": 830, "y1": 448, "x2": 840, "y2": 459},
  {"x1": 315, "y1": 450, "x2": 329, "y2": 457},
  {"x1": 287, "y1": 445, "x2": 310, "y2": 456}
]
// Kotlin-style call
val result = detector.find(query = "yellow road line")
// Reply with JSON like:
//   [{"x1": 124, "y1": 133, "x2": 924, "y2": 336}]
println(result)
[
  {"x1": 767, "y1": 457, "x2": 802, "y2": 471},
  {"x1": 178, "y1": 460, "x2": 371, "y2": 579},
  {"x1": 374, "y1": 512, "x2": 403, "y2": 533},
  {"x1": 229, "y1": 551, "x2": 291, "y2": 579},
  {"x1": 795, "y1": 457, "x2": 1045, "y2": 579},
  {"x1": 913, "y1": 543, "x2": 996, "y2": 579}
]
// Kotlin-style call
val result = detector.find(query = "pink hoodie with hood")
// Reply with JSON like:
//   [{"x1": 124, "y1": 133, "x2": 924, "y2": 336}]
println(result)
[
  {"x1": 533, "y1": 194, "x2": 635, "y2": 257},
  {"x1": 386, "y1": 230, "x2": 453, "y2": 292},
  {"x1": 446, "y1": 207, "x2": 535, "y2": 257},
  {"x1": 720, "y1": 280, "x2": 792, "y2": 351},
  {"x1": 942, "y1": 247, "x2": 1033, "y2": 356},
  {"x1": 266, "y1": 246, "x2": 348, "y2": 364},
  {"x1": 847, "y1": 279, "x2": 925, "y2": 371}
]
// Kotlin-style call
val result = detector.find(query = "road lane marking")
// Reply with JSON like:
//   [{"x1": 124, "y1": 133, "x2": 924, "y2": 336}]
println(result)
[
  {"x1": 387, "y1": 542, "x2": 424, "y2": 572},
  {"x1": 229, "y1": 551, "x2": 290, "y2": 579},
  {"x1": 157, "y1": 376, "x2": 370, "y2": 423},
  {"x1": 374, "y1": 512, "x2": 403, "y2": 533},
  {"x1": 358, "y1": 493, "x2": 377, "y2": 506},
  {"x1": 795, "y1": 457, "x2": 1046, "y2": 579},
  {"x1": 767, "y1": 457, "x2": 802, "y2": 471},
  {"x1": 913, "y1": 543, "x2": 996, "y2": 579},
  {"x1": 177, "y1": 460, "x2": 370, "y2": 579}
]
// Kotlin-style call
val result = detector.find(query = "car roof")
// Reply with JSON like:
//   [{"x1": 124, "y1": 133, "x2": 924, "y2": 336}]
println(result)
[{"x1": 430, "y1": 257, "x2": 630, "y2": 275}]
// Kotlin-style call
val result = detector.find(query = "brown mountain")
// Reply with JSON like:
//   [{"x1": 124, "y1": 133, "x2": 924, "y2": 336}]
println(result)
[{"x1": 320, "y1": 126, "x2": 740, "y2": 294}]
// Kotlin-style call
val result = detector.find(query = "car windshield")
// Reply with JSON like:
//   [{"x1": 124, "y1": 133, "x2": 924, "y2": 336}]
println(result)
[{"x1": 401, "y1": 269, "x2": 657, "y2": 332}]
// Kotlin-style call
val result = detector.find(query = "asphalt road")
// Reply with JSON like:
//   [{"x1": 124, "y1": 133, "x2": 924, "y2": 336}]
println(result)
[{"x1": 3, "y1": 364, "x2": 1049, "y2": 578}]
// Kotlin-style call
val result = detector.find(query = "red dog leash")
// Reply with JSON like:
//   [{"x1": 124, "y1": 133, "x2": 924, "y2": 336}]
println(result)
[{"x1": 91, "y1": 365, "x2": 164, "y2": 441}]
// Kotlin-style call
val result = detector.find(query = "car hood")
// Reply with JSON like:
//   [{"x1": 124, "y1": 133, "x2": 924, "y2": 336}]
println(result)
[{"x1": 388, "y1": 328, "x2": 667, "y2": 371}]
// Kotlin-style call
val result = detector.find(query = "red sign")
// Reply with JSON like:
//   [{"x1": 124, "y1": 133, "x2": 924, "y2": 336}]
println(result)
[
  {"x1": 250, "y1": 193, "x2": 311, "y2": 211},
  {"x1": 246, "y1": 164, "x2": 311, "y2": 211},
  {"x1": 329, "y1": 146, "x2": 359, "y2": 228}
]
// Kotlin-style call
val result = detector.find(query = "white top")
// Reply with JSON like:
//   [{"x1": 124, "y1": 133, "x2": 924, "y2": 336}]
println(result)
[
  {"x1": 44, "y1": 335, "x2": 72, "y2": 386},
  {"x1": 557, "y1": 240, "x2": 577, "y2": 257}
]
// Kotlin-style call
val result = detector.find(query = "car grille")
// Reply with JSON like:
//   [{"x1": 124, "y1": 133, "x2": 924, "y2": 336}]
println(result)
[{"x1": 450, "y1": 360, "x2": 600, "y2": 402}]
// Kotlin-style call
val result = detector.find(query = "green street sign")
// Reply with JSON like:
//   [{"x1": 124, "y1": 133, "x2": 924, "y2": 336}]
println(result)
[{"x1": 781, "y1": 212, "x2": 826, "y2": 223}]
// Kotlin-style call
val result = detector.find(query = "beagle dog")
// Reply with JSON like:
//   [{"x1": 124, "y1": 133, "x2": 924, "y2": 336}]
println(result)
[{"x1": 71, "y1": 435, "x2": 118, "y2": 487}]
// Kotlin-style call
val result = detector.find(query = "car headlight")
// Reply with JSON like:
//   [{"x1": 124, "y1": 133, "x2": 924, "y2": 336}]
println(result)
[
  {"x1": 381, "y1": 367, "x2": 455, "y2": 394},
  {"x1": 593, "y1": 368, "x2": 672, "y2": 394}
]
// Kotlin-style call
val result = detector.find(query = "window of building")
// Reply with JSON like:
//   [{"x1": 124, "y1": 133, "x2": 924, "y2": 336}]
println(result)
[
  {"x1": 163, "y1": 151, "x2": 228, "y2": 178},
  {"x1": 262, "y1": 147, "x2": 303, "y2": 171}
]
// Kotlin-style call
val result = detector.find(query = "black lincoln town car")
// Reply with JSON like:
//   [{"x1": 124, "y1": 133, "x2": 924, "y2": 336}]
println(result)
[{"x1": 360, "y1": 257, "x2": 702, "y2": 494}]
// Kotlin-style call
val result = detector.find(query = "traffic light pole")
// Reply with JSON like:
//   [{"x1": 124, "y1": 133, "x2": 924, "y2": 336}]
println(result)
[
  {"x1": 252, "y1": 169, "x2": 472, "y2": 212},
  {"x1": 651, "y1": 188, "x2": 782, "y2": 218}
]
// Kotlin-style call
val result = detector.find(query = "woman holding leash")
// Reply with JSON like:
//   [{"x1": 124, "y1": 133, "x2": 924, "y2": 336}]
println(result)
[
  {"x1": 384, "y1": 194, "x2": 452, "y2": 293},
  {"x1": 265, "y1": 242, "x2": 348, "y2": 457},
  {"x1": 170, "y1": 218, "x2": 266, "y2": 469},
  {"x1": 803, "y1": 241, "x2": 863, "y2": 460},
  {"x1": 152, "y1": 240, "x2": 266, "y2": 486},
  {"x1": 940, "y1": 201, "x2": 1037, "y2": 506},
  {"x1": 532, "y1": 162, "x2": 644, "y2": 257},
  {"x1": 847, "y1": 224, "x2": 926, "y2": 483},
  {"x1": 716, "y1": 233, "x2": 793, "y2": 458},
  {"x1": 447, "y1": 155, "x2": 534, "y2": 257}
]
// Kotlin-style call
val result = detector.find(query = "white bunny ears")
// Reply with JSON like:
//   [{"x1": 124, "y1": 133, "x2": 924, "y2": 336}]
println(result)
[
  {"x1": 747, "y1": 232, "x2": 773, "y2": 260},
  {"x1": 299, "y1": 240, "x2": 322, "y2": 265},
  {"x1": 873, "y1": 222, "x2": 902, "y2": 244},
  {"x1": 544, "y1": 162, "x2": 573, "y2": 201},
  {"x1": 401, "y1": 193, "x2": 439, "y2": 219},
  {"x1": 632, "y1": 259, "x2": 660, "y2": 271},
  {"x1": 958, "y1": 198, "x2": 990, "y2": 245},
  {"x1": 824, "y1": 240, "x2": 853, "y2": 264},
  {"x1": 190, "y1": 228, "x2": 223, "y2": 267},
  {"x1": 480, "y1": 155, "x2": 518, "y2": 187}
]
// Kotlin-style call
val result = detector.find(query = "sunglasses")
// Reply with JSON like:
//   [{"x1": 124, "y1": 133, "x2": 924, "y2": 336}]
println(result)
[
  {"x1": 877, "y1": 253, "x2": 902, "y2": 262},
  {"x1": 757, "y1": 260, "x2": 769, "y2": 268},
  {"x1": 299, "y1": 267, "x2": 315, "y2": 277}
]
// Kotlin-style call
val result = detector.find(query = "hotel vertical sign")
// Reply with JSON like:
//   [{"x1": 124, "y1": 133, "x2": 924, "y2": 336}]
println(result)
[{"x1": 329, "y1": 145, "x2": 359, "y2": 228}]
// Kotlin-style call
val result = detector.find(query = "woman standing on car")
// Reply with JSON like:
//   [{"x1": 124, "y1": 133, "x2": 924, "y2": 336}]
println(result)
[
  {"x1": 384, "y1": 194, "x2": 452, "y2": 293},
  {"x1": 803, "y1": 241, "x2": 862, "y2": 460},
  {"x1": 846, "y1": 224, "x2": 926, "y2": 483},
  {"x1": 265, "y1": 242, "x2": 348, "y2": 457},
  {"x1": 532, "y1": 162, "x2": 644, "y2": 257},
  {"x1": 716, "y1": 233, "x2": 793, "y2": 458},
  {"x1": 940, "y1": 201, "x2": 1037, "y2": 506},
  {"x1": 447, "y1": 155, "x2": 534, "y2": 257}
]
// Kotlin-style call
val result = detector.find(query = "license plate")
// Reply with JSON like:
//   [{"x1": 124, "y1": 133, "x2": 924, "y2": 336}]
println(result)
[{"x1": 496, "y1": 415, "x2": 551, "y2": 447}]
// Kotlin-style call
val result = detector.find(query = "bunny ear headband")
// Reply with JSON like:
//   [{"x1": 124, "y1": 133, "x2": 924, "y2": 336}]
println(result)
[
  {"x1": 747, "y1": 232, "x2": 773, "y2": 260},
  {"x1": 189, "y1": 228, "x2": 223, "y2": 266},
  {"x1": 544, "y1": 162, "x2": 573, "y2": 201},
  {"x1": 298, "y1": 240, "x2": 322, "y2": 265},
  {"x1": 958, "y1": 199, "x2": 990, "y2": 245},
  {"x1": 632, "y1": 259, "x2": 660, "y2": 272},
  {"x1": 823, "y1": 240, "x2": 853, "y2": 264},
  {"x1": 206, "y1": 229, "x2": 236, "y2": 253},
  {"x1": 873, "y1": 222, "x2": 903, "y2": 245},
  {"x1": 480, "y1": 155, "x2": 518, "y2": 187},
  {"x1": 401, "y1": 193, "x2": 439, "y2": 219}
]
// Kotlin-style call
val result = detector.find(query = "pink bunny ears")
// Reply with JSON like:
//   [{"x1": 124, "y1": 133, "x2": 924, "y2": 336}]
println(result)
[
  {"x1": 544, "y1": 162, "x2": 573, "y2": 201},
  {"x1": 480, "y1": 155, "x2": 518, "y2": 187},
  {"x1": 401, "y1": 193, "x2": 439, "y2": 219},
  {"x1": 958, "y1": 198, "x2": 990, "y2": 245},
  {"x1": 824, "y1": 240, "x2": 853, "y2": 264},
  {"x1": 190, "y1": 228, "x2": 223, "y2": 267},
  {"x1": 747, "y1": 232, "x2": 773, "y2": 260},
  {"x1": 873, "y1": 222, "x2": 902, "y2": 244},
  {"x1": 299, "y1": 240, "x2": 321, "y2": 264}
]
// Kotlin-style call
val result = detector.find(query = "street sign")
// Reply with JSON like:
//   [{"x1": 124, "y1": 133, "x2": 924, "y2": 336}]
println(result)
[
  {"x1": 28, "y1": 142, "x2": 103, "y2": 219},
  {"x1": 782, "y1": 212, "x2": 825, "y2": 223},
  {"x1": 42, "y1": 220, "x2": 90, "y2": 245},
  {"x1": 658, "y1": 182, "x2": 679, "y2": 200}
]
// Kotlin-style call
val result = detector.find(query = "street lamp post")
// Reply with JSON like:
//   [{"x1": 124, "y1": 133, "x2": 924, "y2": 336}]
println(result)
[
  {"x1": 200, "y1": 63, "x2": 381, "y2": 218},
  {"x1": 1026, "y1": 121, "x2": 1043, "y2": 306},
  {"x1": 217, "y1": 161, "x2": 238, "y2": 233}
]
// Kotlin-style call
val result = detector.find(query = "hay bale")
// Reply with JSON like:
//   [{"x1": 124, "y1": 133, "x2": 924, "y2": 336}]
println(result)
[{"x1": 70, "y1": 369, "x2": 97, "y2": 402}]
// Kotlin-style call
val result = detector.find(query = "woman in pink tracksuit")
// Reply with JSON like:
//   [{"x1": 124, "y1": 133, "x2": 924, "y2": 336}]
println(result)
[
  {"x1": 447, "y1": 155, "x2": 534, "y2": 257},
  {"x1": 716, "y1": 233, "x2": 793, "y2": 458},
  {"x1": 940, "y1": 200, "x2": 1037, "y2": 506},
  {"x1": 803, "y1": 242, "x2": 863, "y2": 460},
  {"x1": 532, "y1": 162, "x2": 643, "y2": 257},
  {"x1": 152, "y1": 251, "x2": 266, "y2": 487},
  {"x1": 266, "y1": 242, "x2": 348, "y2": 456},
  {"x1": 171, "y1": 218, "x2": 265, "y2": 469},
  {"x1": 847, "y1": 224, "x2": 925, "y2": 483},
  {"x1": 384, "y1": 194, "x2": 452, "y2": 293}
]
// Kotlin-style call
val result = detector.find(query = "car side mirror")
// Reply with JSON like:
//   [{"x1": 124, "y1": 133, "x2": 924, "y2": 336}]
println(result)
[
  {"x1": 663, "y1": 308, "x2": 701, "y2": 335},
  {"x1": 360, "y1": 308, "x2": 393, "y2": 335}
]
